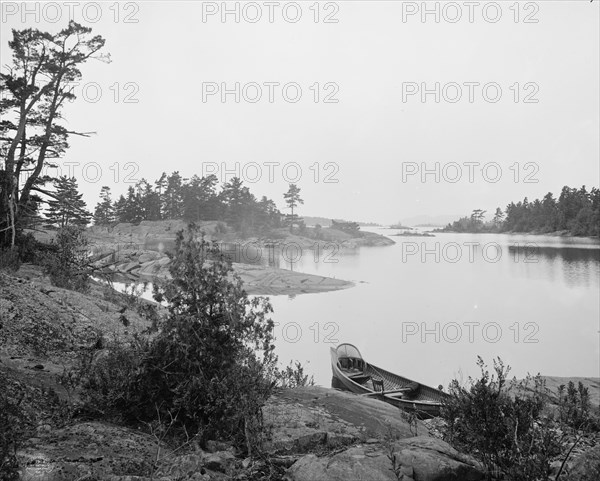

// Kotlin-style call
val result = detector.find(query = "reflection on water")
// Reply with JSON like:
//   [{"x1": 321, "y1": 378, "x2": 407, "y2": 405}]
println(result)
[
  {"x1": 218, "y1": 242, "x2": 282, "y2": 268},
  {"x1": 212, "y1": 234, "x2": 600, "y2": 293},
  {"x1": 507, "y1": 244, "x2": 600, "y2": 289},
  {"x1": 97, "y1": 231, "x2": 600, "y2": 389},
  {"x1": 218, "y1": 241, "x2": 352, "y2": 272},
  {"x1": 268, "y1": 231, "x2": 600, "y2": 389}
]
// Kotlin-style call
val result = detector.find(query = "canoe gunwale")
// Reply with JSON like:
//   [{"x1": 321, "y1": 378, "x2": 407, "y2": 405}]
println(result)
[{"x1": 330, "y1": 345, "x2": 448, "y2": 417}]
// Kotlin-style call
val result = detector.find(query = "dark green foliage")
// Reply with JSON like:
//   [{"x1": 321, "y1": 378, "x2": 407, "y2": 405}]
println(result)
[
  {"x1": 163, "y1": 171, "x2": 184, "y2": 220},
  {"x1": 275, "y1": 361, "x2": 315, "y2": 389},
  {"x1": 78, "y1": 338, "x2": 146, "y2": 420},
  {"x1": 12, "y1": 231, "x2": 42, "y2": 263},
  {"x1": 441, "y1": 357, "x2": 562, "y2": 481},
  {"x1": 442, "y1": 186, "x2": 600, "y2": 236},
  {"x1": 41, "y1": 225, "x2": 91, "y2": 291},
  {"x1": 0, "y1": 248, "x2": 20, "y2": 272},
  {"x1": 136, "y1": 302, "x2": 161, "y2": 334},
  {"x1": 1, "y1": 21, "x2": 106, "y2": 249},
  {"x1": 79, "y1": 224, "x2": 277, "y2": 451},
  {"x1": 220, "y1": 177, "x2": 255, "y2": 233},
  {"x1": 107, "y1": 174, "x2": 283, "y2": 235},
  {"x1": 93, "y1": 186, "x2": 115, "y2": 225},
  {"x1": 135, "y1": 224, "x2": 277, "y2": 446},
  {"x1": 283, "y1": 183, "x2": 304, "y2": 231},
  {"x1": 138, "y1": 179, "x2": 161, "y2": 221},
  {"x1": 557, "y1": 381, "x2": 599, "y2": 431},
  {"x1": 45, "y1": 176, "x2": 92, "y2": 229},
  {"x1": 116, "y1": 185, "x2": 144, "y2": 224}
]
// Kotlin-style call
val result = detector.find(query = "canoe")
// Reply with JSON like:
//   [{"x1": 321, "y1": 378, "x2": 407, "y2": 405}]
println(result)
[{"x1": 330, "y1": 343, "x2": 449, "y2": 418}]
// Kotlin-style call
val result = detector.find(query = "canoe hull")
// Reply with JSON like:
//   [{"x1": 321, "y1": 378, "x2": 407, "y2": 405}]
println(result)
[{"x1": 330, "y1": 344, "x2": 448, "y2": 418}]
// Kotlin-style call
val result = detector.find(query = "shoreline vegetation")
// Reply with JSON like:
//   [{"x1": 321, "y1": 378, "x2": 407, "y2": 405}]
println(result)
[
  {"x1": 2, "y1": 221, "x2": 599, "y2": 480},
  {"x1": 1, "y1": 263, "x2": 599, "y2": 480},
  {"x1": 434, "y1": 229, "x2": 600, "y2": 240},
  {"x1": 78, "y1": 218, "x2": 393, "y2": 296},
  {"x1": 21, "y1": 169, "x2": 396, "y2": 296},
  {"x1": 435, "y1": 185, "x2": 600, "y2": 238}
]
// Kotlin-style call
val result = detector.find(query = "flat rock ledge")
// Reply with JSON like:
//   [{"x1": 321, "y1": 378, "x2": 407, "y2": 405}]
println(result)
[
  {"x1": 15, "y1": 387, "x2": 485, "y2": 481},
  {"x1": 287, "y1": 436, "x2": 484, "y2": 481}
]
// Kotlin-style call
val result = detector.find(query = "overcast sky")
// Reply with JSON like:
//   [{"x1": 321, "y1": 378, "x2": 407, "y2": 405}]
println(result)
[{"x1": 2, "y1": 1, "x2": 599, "y2": 225}]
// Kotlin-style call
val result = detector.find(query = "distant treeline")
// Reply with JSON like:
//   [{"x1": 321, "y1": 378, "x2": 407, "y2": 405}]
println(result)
[
  {"x1": 440, "y1": 186, "x2": 600, "y2": 237},
  {"x1": 94, "y1": 173, "x2": 284, "y2": 235}
]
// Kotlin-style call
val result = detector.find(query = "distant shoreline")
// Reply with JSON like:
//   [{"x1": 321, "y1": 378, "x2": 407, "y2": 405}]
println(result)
[
  {"x1": 75, "y1": 220, "x2": 396, "y2": 296},
  {"x1": 433, "y1": 229, "x2": 600, "y2": 240},
  {"x1": 391, "y1": 232, "x2": 435, "y2": 238}
]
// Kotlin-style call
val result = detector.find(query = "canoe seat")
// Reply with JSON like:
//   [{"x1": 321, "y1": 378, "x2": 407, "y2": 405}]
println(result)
[{"x1": 372, "y1": 378, "x2": 384, "y2": 393}]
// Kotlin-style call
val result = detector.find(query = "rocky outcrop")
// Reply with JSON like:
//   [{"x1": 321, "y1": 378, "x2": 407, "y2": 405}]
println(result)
[
  {"x1": 18, "y1": 422, "x2": 167, "y2": 480},
  {"x1": 0, "y1": 270, "x2": 151, "y2": 362},
  {"x1": 85, "y1": 220, "x2": 394, "y2": 254},
  {"x1": 265, "y1": 387, "x2": 484, "y2": 481},
  {"x1": 12, "y1": 384, "x2": 486, "y2": 481},
  {"x1": 287, "y1": 437, "x2": 484, "y2": 481},
  {"x1": 3, "y1": 270, "x2": 598, "y2": 481},
  {"x1": 83, "y1": 219, "x2": 389, "y2": 295},
  {"x1": 93, "y1": 251, "x2": 354, "y2": 296},
  {"x1": 2, "y1": 271, "x2": 481, "y2": 481}
]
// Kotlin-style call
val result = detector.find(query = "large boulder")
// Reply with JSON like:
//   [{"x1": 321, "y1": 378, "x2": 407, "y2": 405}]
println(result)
[
  {"x1": 287, "y1": 436, "x2": 484, "y2": 481},
  {"x1": 17, "y1": 422, "x2": 166, "y2": 480},
  {"x1": 263, "y1": 386, "x2": 420, "y2": 454}
]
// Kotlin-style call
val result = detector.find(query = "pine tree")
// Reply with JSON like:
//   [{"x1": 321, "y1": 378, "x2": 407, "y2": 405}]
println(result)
[
  {"x1": 122, "y1": 185, "x2": 143, "y2": 223},
  {"x1": 154, "y1": 172, "x2": 168, "y2": 220},
  {"x1": 493, "y1": 207, "x2": 504, "y2": 226},
  {"x1": 0, "y1": 22, "x2": 107, "y2": 248},
  {"x1": 138, "y1": 225, "x2": 276, "y2": 444},
  {"x1": 113, "y1": 195, "x2": 127, "y2": 223},
  {"x1": 93, "y1": 186, "x2": 115, "y2": 225},
  {"x1": 45, "y1": 176, "x2": 92, "y2": 229},
  {"x1": 283, "y1": 184, "x2": 304, "y2": 231},
  {"x1": 138, "y1": 179, "x2": 161, "y2": 221},
  {"x1": 220, "y1": 177, "x2": 255, "y2": 233},
  {"x1": 163, "y1": 171, "x2": 184, "y2": 219}
]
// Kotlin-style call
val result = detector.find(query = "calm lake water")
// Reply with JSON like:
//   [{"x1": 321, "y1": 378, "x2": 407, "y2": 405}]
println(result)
[
  {"x1": 111, "y1": 230, "x2": 600, "y2": 389},
  {"x1": 267, "y1": 229, "x2": 600, "y2": 388}
]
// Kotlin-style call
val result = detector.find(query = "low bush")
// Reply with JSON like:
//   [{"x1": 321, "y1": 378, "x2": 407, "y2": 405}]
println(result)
[
  {"x1": 41, "y1": 226, "x2": 91, "y2": 292},
  {"x1": 0, "y1": 248, "x2": 20, "y2": 272},
  {"x1": 137, "y1": 225, "x2": 277, "y2": 449},
  {"x1": 78, "y1": 224, "x2": 277, "y2": 454},
  {"x1": 556, "y1": 381, "x2": 599, "y2": 432},
  {"x1": 441, "y1": 357, "x2": 562, "y2": 481},
  {"x1": 77, "y1": 337, "x2": 147, "y2": 421},
  {"x1": 274, "y1": 360, "x2": 315, "y2": 389}
]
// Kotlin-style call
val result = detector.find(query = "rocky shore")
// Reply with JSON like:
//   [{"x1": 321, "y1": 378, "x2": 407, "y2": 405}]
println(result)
[
  {"x1": 1, "y1": 268, "x2": 483, "y2": 480},
  {"x1": 80, "y1": 220, "x2": 395, "y2": 295},
  {"x1": 2, "y1": 268, "x2": 598, "y2": 480}
]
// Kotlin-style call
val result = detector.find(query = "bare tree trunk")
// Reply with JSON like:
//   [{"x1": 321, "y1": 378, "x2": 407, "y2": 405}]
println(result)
[{"x1": 9, "y1": 191, "x2": 16, "y2": 249}]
